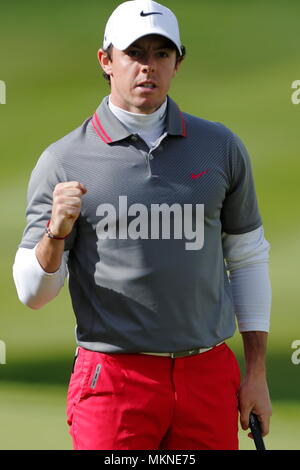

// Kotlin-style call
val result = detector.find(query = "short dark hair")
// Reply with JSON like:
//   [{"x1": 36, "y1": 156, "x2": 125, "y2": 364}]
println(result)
[{"x1": 101, "y1": 41, "x2": 186, "y2": 85}]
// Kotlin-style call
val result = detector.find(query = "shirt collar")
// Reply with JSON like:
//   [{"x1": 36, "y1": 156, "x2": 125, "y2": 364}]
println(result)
[{"x1": 92, "y1": 96, "x2": 186, "y2": 144}]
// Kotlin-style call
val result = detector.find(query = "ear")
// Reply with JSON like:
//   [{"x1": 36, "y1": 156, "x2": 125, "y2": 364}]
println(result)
[{"x1": 98, "y1": 48, "x2": 113, "y2": 76}]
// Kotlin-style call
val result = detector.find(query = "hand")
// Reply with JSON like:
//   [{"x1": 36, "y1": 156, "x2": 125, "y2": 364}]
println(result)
[
  {"x1": 49, "y1": 182, "x2": 87, "y2": 238},
  {"x1": 238, "y1": 373, "x2": 272, "y2": 439}
]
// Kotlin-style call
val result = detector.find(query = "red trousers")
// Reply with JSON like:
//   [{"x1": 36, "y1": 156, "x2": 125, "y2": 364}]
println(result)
[{"x1": 66, "y1": 343, "x2": 240, "y2": 450}]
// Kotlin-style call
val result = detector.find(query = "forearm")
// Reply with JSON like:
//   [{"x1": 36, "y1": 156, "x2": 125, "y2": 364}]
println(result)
[
  {"x1": 241, "y1": 331, "x2": 268, "y2": 376},
  {"x1": 239, "y1": 331, "x2": 272, "y2": 436},
  {"x1": 36, "y1": 233, "x2": 65, "y2": 273}
]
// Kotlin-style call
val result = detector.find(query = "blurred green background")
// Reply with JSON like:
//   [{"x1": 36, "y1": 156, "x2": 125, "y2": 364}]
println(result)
[{"x1": 0, "y1": 0, "x2": 299, "y2": 450}]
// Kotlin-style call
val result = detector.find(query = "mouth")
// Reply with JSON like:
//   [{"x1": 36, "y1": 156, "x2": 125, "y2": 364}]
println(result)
[{"x1": 136, "y1": 81, "x2": 157, "y2": 90}]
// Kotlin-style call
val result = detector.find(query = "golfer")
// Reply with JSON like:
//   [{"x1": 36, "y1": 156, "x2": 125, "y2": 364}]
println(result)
[{"x1": 13, "y1": 0, "x2": 272, "y2": 450}]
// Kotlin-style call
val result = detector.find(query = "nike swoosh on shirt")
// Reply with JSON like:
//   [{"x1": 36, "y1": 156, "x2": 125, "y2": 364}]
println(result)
[
  {"x1": 140, "y1": 11, "x2": 163, "y2": 17},
  {"x1": 191, "y1": 171, "x2": 208, "y2": 179}
]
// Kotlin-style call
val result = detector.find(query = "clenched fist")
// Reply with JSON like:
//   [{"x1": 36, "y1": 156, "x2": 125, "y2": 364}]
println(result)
[{"x1": 49, "y1": 181, "x2": 87, "y2": 238}]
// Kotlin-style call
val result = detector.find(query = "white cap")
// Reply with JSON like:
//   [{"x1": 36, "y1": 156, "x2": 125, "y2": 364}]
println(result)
[{"x1": 103, "y1": 0, "x2": 182, "y2": 56}]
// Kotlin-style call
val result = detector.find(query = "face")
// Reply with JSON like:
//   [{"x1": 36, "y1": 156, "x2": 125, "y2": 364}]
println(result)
[{"x1": 98, "y1": 35, "x2": 181, "y2": 114}]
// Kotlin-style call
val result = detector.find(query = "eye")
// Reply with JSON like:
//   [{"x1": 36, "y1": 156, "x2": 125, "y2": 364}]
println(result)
[
  {"x1": 157, "y1": 50, "x2": 169, "y2": 58},
  {"x1": 127, "y1": 49, "x2": 141, "y2": 58}
]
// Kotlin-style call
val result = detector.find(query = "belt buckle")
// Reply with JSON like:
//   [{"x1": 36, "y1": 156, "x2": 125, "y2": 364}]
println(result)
[{"x1": 170, "y1": 348, "x2": 200, "y2": 359}]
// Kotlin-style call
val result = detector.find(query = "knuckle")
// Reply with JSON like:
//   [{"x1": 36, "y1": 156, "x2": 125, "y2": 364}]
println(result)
[
  {"x1": 53, "y1": 183, "x2": 66, "y2": 196},
  {"x1": 54, "y1": 195, "x2": 64, "y2": 205}
]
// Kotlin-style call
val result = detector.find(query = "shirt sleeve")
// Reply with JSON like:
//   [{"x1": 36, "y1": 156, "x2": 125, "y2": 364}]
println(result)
[
  {"x1": 222, "y1": 226, "x2": 272, "y2": 332},
  {"x1": 13, "y1": 246, "x2": 69, "y2": 309},
  {"x1": 220, "y1": 133, "x2": 262, "y2": 234},
  {"x1": 19, "y1": 149, "x2": 76, "y2": 251}
]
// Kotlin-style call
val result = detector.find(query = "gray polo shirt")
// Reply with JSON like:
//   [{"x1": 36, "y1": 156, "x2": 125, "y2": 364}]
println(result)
[{"x1": 20, "y1": 96, "x2": 262, "y2": 353}]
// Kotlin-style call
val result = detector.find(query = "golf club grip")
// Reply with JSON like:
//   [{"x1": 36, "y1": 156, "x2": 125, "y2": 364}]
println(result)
[{"x1": 249, "y1": 413, "x2": 266, "y2": 450}]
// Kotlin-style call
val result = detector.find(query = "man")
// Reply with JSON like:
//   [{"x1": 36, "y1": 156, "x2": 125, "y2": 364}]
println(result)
[{"x1": 13, "y1": 0, "x2": 272, "y2": 450}]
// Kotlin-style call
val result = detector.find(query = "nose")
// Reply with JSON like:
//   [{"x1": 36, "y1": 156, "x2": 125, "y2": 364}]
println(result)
[{"x1": 141, "y1": 64, "x2": 155, "y2": 74}]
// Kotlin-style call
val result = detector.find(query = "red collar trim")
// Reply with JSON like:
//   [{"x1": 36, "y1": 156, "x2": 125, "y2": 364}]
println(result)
[
  {"x1": 92, "y1": 112, "x2": 113, "y2": 144},
  {"x1": 180, "y1": 111, "x2": 187, "y2": 137}
]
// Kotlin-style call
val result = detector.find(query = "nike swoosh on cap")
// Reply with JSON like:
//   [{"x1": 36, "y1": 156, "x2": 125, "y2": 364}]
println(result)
[{"x1": 140, "y1": 11, "x2": 163, "y2": 17}]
